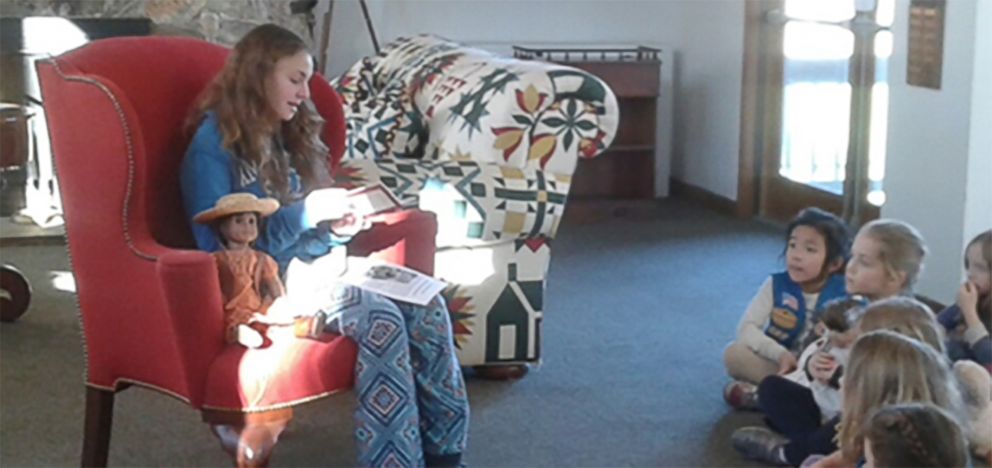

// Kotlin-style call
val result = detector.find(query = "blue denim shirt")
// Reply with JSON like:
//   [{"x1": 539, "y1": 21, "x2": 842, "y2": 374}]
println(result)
[{"x1": 180, "y1": 112, "x2": 348, "y2": 273}]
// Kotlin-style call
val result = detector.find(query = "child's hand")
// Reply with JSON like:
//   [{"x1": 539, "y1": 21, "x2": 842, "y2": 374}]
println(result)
[
  {"x1": 958, "y1": 281, "x2": 980, "y2": 314},
  {"x1": 809, "y1": 352, "x2": 837, "y2": 384},
  {"x1": 777, "y1": 351, "x2": 798, "y2": 374},
  {"x1": 329, "y1": 213, "x2": 371, "y2": 237}
]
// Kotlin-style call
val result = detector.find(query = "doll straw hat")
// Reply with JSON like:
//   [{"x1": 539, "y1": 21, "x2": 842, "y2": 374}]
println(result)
[{"x1": 193, "y1": 193, "x2": 280, "y2": 224}]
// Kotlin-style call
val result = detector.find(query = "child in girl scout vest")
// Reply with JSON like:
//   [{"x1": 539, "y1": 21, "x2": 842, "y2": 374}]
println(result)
[{"x1": 723, "y1": 207, "x2": 852, "y2": 407}]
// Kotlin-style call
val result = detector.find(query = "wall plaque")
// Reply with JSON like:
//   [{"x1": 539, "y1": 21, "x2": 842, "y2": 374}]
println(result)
[{"x1": 907, "y1": 0, "x2": 946, "y2": 89}]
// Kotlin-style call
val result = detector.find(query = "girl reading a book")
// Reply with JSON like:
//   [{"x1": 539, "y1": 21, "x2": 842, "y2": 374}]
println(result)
[{"x1": 179, "y1": 23, "x2": 468, "y2": 468}]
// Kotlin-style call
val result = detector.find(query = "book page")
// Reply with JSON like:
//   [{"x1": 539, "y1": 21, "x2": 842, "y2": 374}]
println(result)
[{"x1": 347, "y1": 184, "x2": 402, "y2": 217}]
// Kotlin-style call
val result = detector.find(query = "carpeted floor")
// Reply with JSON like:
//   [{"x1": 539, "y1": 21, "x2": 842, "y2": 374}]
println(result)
[{"x1": 1, "y1": 198, "x2": 780, "y2": 467}]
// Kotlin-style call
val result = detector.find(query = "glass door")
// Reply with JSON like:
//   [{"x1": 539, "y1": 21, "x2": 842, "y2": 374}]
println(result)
[{"x1": 756, "y1": 0, "x2": 893, "y2": 226}]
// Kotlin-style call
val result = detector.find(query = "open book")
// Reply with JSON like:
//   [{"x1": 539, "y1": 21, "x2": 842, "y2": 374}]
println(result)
[
  {"x1": 338, "y1": 257, "x2": 447, "y2": 306},
  {"x1": 308, "y1": 183, "x2": 402, "y2": 220},
  {"x1": 345, "y1": 184, "x2": 403, "y2": 217},
  {"x1": 283, "y1": 251, "x2": 446, "y2": 313}
]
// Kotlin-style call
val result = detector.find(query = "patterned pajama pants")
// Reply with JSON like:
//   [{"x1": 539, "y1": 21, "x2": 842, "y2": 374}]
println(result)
[{"x1": 325, "y1": 284, "x2": 469, "y2": 467}]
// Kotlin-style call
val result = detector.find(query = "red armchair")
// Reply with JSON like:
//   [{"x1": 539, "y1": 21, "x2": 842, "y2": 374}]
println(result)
[{"x1": 37, "y1": 36, "x2": 437, "y2": 466}]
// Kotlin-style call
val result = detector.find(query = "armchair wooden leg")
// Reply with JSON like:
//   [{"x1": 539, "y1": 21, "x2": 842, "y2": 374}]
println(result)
[
  {"x1": 82, "y1": 386, "x2": 115, "y2": 467},
  {"x1": 203, "y1": 408, "x2": 292, "y2": 468}
]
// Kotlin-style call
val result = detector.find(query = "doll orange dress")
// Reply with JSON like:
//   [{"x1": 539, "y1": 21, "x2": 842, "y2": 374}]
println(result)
[{"x1": 213, "y1": 248, "x2": 281, "y2": 343}]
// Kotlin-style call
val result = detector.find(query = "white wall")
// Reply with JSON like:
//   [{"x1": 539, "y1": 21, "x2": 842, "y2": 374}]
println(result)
[
  {"x1": 963, "y1": 0, "x2": 992, "y2": 251},
  {"x1": 883, "y1": 0, "x2": 992, "y2": 301},
  {"x1": 320, "y1": 0, "x2": 746, "y2": 200}
]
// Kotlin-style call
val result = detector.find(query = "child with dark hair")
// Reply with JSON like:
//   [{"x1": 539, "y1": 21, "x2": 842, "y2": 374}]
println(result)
[
  {"x1": 864, "y1": 403, "x2": 969, "y2": 468},
  {"x1": 939, "y1": 229, "x2": 992, "y2": 371},
  {"x1": 724, "y1": 207, "x2": 852, "y2": 407}
]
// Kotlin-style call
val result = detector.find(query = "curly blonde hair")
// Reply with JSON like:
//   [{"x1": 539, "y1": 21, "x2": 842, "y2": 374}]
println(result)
[
  {"x1": 838, "y1": 331, "x2": 965, "y2": 462},
  {"x1": 189, "y1": 23, "x2": 330, "y2": 203}
]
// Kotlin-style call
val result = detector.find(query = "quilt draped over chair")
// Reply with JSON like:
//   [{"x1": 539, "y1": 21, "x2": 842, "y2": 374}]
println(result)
[{"x1": 332, "y1": 35, "x2": 619, "y2": 366}]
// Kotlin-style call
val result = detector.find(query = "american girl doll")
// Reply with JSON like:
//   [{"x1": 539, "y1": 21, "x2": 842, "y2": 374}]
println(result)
[
  {"x1": 939, "y1": 229, "x2": 991, "y2": 370},
  {"x1": 863, "y1": 403, "x2": 969, "y2": 468},
  {"x1": 194, "y1": 192, "x2": 287, "y2": 348},
  {"x1": 724, "y1": 207, "x2": 851, "y2": 404}
]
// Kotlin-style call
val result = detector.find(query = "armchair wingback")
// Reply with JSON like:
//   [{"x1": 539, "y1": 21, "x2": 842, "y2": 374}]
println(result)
[
  {"x1": 37, "y1": 36, "x2": 435, "y2": 466},
  {"x1": 333, "y1": 35, "x2": 619, "y2": 366}
]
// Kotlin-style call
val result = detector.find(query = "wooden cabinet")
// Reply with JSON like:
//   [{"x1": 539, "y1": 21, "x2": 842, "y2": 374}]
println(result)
[{"x1": 514, "y1": 46, "x2": 661, "y2": 199}]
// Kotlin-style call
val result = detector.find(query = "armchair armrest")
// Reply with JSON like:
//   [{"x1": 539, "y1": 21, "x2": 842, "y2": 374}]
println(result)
[
  {"x1": 349, "y1": 209, "x2": 438, "y2": 275},
  {"x1": 156, "y1": 249, "x2": 225, "y2": 408}
]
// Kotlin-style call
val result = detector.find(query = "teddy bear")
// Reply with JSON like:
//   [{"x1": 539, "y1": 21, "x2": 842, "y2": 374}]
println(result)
[{"x1": 954, "y1": 360, "x2": 992, "y2": 460}]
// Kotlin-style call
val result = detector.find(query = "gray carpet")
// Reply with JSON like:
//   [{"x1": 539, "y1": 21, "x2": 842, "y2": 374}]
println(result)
[{"x1": 1, "y1": 198, "x2": 779, "y2": 467}]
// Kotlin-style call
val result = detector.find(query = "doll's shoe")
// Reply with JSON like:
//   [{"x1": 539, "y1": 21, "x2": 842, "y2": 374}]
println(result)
[
  {"x1": 732, "y1": 426, "x2": 788, "y2": 465},
  {"x1": 723, "y1": 380, "x2": 759, "y2": 410},
  {"x1": 294, "y1": 311, "x2": 341, "y2": 341}
]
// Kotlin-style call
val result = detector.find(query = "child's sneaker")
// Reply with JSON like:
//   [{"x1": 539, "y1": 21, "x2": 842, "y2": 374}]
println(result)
[
  {"x1": 723, "y1": 380, "x2": 760, "y2": 410},
  {"x1": 731, "y1": 426, "x2": 788, "y2": 465}
]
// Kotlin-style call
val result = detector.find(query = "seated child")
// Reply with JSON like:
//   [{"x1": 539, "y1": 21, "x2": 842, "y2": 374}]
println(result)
[
  {"x1": 938, "y1": 229, "x2": 991, "y2": 371},
  {"x1": 729, "y1": 297, "x2": 864, "y2": 415},
  {"x1": 845, "y1": 219, "x2": 927, "y2": 301},
  {"x1": 724, "y1": 207, "x2": 851, "y2": 404},
  {"x1": 733, "y1": 297, "x2": 945, "y2": 467},
  {"x1": 830, "y1": 331, "x2": 966, "y2": 467},
  {"x1": 863, "y1": 403, "x2": 969, "y2": 468},
  {"x1": 194, "y1": 192, "x2": 290, "y2": 347}
]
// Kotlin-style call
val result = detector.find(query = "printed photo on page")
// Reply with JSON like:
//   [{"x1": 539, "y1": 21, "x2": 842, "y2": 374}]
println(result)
[{"x1": 339, "y1": 257, "x2": 447, "y2": 306}]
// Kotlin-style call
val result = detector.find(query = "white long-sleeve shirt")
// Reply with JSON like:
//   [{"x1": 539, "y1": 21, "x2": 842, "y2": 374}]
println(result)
[{"x1": 736, "y1": 277, "x2": 820, "y2": 362}]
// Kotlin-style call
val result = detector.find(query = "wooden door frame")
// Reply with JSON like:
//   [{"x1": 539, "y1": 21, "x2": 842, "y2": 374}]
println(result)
[
  {"x1": 736, "y1": 0, "x2": 880, "y2": 225},
  {"x1": 737, "y1": 0, "x2": 783, "y2": 220}
]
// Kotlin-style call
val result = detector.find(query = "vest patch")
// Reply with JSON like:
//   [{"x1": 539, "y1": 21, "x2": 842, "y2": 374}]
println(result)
[{"x1": 771, "y1": 307, "x2": 798, "y2": 330}]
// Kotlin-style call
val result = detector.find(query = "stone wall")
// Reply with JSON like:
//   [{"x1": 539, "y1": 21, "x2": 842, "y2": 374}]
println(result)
[{"x1": 4, "y1": 0, "x2": 318, "y2": 47}]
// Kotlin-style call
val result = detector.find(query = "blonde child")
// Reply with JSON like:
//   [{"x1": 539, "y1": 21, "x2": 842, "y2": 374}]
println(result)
[
  {"x1": 939, "y1": 229, "x2": 992, "y2": 371},
  {"x1": 858, "y1": 296, "x2": 945, "y2": 352},
  {"x1": 724, "y1": 207, "x2": 851, "y2": 406},
  {"x1": 845, "y1": 219, "x2": 927, "y2": 301},
  {"x1": 733, "y1": 297, "x2": 946, "y2": 467},
  {"x1": 863, "y1": 403, "x2": 969, "y2": 468},
  {"x1": 830, "y1": 331, "x2": 966, "y2": 467}
]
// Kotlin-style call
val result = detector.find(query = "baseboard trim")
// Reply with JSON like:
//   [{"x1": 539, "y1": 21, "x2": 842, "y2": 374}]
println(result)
[{"x1": 669, "y1": 179, "x2": 737, "y2": 216}]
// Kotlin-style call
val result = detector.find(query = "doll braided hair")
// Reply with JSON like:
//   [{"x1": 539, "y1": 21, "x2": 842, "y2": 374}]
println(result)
[{"x1": 864, "y1": 403, "x2": 968, "y2": 468}]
